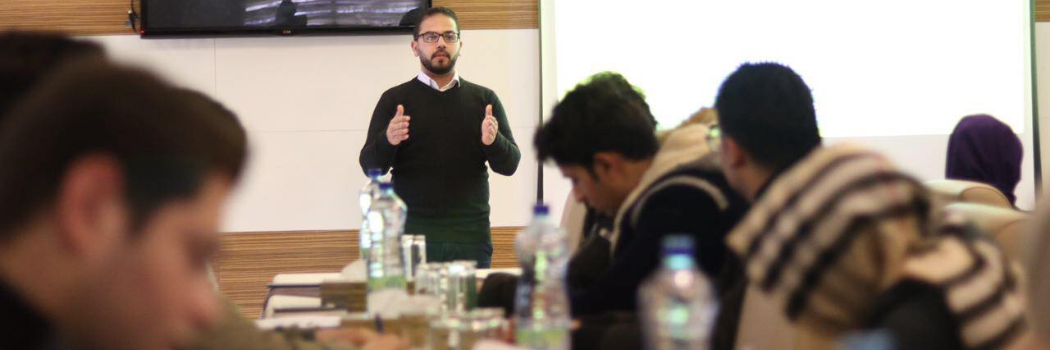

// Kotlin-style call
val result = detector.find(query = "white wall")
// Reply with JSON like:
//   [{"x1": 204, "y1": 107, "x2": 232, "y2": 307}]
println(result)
[
  {"x1": 825, "y1": 134, "x2": 1036, "y2": 210},
  {"x1": 87, "y1": 30, "x2": 541, "y2": 232},
  {"x1": 1037, "y1": 23, "x2": 1050, "y2": 196}
]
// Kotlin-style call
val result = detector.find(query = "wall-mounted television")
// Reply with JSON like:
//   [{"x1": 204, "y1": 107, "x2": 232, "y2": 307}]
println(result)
[{"x1": 141, "y1": 0, "x2": 430, "y2": 37}]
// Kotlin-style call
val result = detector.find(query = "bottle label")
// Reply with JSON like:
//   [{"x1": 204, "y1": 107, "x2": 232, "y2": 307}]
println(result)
[
  {"x1": 516, "y1": 327, "x2": 569, "y2": 350},
  {"x1": 367, "y1": 276, "x2": 407, "y2": 291}
]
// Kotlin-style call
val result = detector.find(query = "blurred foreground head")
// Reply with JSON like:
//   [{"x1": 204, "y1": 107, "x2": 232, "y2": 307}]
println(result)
[
  {"x1": 0, "y1": 58, "x2": 247, "y2": 350},
  {"x1": 0, "y1": 31, "x2": 105, "y2": 117}
]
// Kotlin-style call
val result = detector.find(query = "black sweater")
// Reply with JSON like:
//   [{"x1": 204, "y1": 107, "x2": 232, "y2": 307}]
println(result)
[
  {"x1": 568, "y1": 157, "x2": 749, "y2": 350},
  {"x1": 359, "y1": 78, "x2": 520, "y2": 243},
  {"x1": 863, "y1": 281, "x2": 965, "y2": 350},
  {"x1": 0, "y1": 279, "x2": 61, "y2": 350},
  {"x1": 569, "y1": 158, "x2": 747, "y2": 315}
]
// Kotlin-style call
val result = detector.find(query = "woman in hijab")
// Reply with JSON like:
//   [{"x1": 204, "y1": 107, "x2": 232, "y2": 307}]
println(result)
[{"x1": 946, "y1": 114, "x2": 1023, "y2": 206}]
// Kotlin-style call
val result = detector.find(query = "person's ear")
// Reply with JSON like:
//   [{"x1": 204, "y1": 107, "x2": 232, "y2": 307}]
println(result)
[
  {"x1": 590, "y1": 152, "x2": 622, "y2": 183},
  {"x1": 411, "y1": 40, "x2": 420, "y2": 57},
  {"x1": 54, "y1": 154, "x2": 128, "y2": 258},
  {"x1": 722, "y1": 136, "x2": 747, "y2": 169}
]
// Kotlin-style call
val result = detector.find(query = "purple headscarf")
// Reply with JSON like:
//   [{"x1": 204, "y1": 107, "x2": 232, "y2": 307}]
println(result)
[{"x1": 946, "y1": 114, "x2": 1023, "y2": 205}]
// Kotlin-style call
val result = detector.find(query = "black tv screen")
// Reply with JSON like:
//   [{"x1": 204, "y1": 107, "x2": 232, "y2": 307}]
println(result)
[{"x1": 141, "y1": 0, "x2": 430, "y2": 37}]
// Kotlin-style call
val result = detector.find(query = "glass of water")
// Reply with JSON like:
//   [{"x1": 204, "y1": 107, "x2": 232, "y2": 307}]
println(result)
[
  {"x1": 427, "y1": 308, "x2": 508, "y2": 350},
  {"x1": 401, "y1": 234, "x2": 426, "y2": 282},
  {"x1": 447, "y1": 260, "x2": 477, "y2": 312}
]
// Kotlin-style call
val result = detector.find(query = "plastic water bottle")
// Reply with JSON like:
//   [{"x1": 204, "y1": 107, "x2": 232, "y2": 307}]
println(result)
[
  {"x1": 638, "y1": 235, "x2": 718, "y2": 350},
  {"x1": 358, "y1": 168, "x2": 383, "y2": 262},
  {"x1": 514, "y1": 204, "x2": 571, "y2": 350},
  {"x1": 365, "y1": 182, "x2": 407, "y2": 293}
]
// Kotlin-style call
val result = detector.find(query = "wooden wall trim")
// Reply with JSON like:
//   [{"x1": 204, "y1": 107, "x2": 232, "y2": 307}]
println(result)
[
  {"x1": 1039, "y1": 0, "x2": 1050, "y2": 22},
  {"x1": 0, "y1": 0, "x2": 133, "y2": 36},
  {"x1": 215, "y1": 227, "x2": 521, "y2": 318},
  {"x1": 0, "y1": 0, "x2": 537, "y2": 37},
  {"x1": 433, "y1": 0, "x2": 538, "y2": 30}
]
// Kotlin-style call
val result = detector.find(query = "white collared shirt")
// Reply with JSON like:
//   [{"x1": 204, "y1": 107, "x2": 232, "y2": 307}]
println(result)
[{"x1": 417, "y1": 71, "x2": 460, "y2": 92}]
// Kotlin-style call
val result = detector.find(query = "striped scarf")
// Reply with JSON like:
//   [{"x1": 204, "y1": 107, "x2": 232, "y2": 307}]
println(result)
[
  {"x1": 728, "y1": 144, "x2": 931, "y2": 334},
  {"x1": 727, "y1": 144, "x2": 1025, "y2": 349},
  {"x1": 902, "y1": 217, "x2": 1026, "y2": 350}
]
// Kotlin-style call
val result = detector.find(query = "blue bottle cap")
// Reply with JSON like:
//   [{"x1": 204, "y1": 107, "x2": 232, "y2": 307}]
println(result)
[
  {"x1": 661, "y1": 235, "x2": 694, "y2": 257},
  {"x1": 533, "y1": 203, "x2": 550, "y2": 215}
]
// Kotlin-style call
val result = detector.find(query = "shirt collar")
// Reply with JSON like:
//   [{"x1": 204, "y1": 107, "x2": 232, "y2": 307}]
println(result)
[{"x1": 417, "y1": 71, "x2": 460, "y2": 92}]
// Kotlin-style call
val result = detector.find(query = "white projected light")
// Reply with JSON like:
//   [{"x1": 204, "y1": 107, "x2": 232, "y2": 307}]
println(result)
[{"x1": 553, "y1": 0, "x2": 1029, "y2": 137}]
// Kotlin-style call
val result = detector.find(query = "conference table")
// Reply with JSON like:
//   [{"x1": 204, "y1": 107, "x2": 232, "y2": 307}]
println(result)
[{"x1": 261, "y1": 268, "x2": 521, "y2": 319}]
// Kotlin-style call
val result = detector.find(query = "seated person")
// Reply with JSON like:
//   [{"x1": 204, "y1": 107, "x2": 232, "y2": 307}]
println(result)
[
  {"x1": 481, "y1": 95, "x2": 725, "y2": 321},
  {"x1": 0, "y1": 58, "x2": 248, "y2": 350},
  {"x1": 0, "y1": 32, "x2": 403, "y2": 350},
  {"x1": 946, "y1": 114, "x2": 1023, "y2": 206},
  {"x1": 532, "y1": 72, "x2": 749, "y2": 349},
  {"x1": 715, "y1": 62, "x2": 1025, "y2": 350},
  {"x1": 0, "y1": 31, "x2": 105, "y2": 117},
  {"x1": 183, "y1": 89, "x2": 404, "y2": 350}
]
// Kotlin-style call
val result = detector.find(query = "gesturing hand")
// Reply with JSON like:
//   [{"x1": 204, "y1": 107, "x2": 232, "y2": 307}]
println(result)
[
  {"x1": 481, "y1": 104, "x2": 498, "y2": 146},
  {"x1": 386, "y1": 104, "x2": 410, "y2": 146}
]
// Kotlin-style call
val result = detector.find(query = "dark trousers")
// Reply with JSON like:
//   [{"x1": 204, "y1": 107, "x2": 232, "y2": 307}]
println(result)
[{"x1": 426, "y1": 241, "x2": 493, "y2": 268}]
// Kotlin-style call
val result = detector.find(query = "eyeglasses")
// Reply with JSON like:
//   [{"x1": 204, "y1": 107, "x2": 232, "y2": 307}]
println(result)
[
  {"x1": 706, "y1": 124, "x2": 722, "y2": 152},
  {"x1": 417, "y1": 31, "x2": 460, "y2": 44}
]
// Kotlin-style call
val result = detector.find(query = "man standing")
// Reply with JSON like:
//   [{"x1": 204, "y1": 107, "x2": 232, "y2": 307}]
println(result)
[{"x1": 360, "y1": 7, "x2": 520, "y2": 267}]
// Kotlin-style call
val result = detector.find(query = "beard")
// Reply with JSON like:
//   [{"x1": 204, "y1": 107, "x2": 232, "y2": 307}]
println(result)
[{"x1": 420, "y1": 50, "x2": 458, "y2": 75}]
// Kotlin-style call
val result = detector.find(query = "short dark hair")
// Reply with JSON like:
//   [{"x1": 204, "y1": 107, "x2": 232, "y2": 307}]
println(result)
[
  {"x1": 413, "y1": 7, "x2": 460, "y2": 38},
  {"x1": 0, "y1": 31, "x2": 105, "y2": 118},
  {"x1": 534, "y1": 72, "x2": 659, "y2": 170},
  {"x1": 0, "y1": 60, "x2": 248, "y2": 239},
  {"x1": 715, "y1": 62, "x2": 821, "y2": 171}
]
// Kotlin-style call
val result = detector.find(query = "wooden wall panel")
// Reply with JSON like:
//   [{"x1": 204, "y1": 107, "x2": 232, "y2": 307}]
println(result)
[
  {"x1": 0, "y1": 0, "x2": 135, "y2": 36},
  {"x1": 1039, "y1": 0, "x2": 1050, "y2": 22},
  {"x1": 0, "y1": 0, "x2": 537, "y2": 37},
  {"x1": 490, "y1": 227, "x2": 520, "y2": 268},
  {"x1": 214, "y1": 227, "x2": 520, "y2": 318},
  {"x1": 214, "y1": 230, "x2": 356, "y2": 318},
  {"x1": 434, "y1": 0, "x2": 537, "y2": 30}
]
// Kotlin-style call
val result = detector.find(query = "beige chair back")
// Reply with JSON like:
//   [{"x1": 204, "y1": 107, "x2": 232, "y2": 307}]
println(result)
[
  {"x1": 943, "y1": 202, "x2": 1029, "y2": 263},
  {"x1": 926, "y1": 179, "x2": 1012, "y2": 208},
  {"x1": 735, "y1": 285, "x2": 801, "y2": 350}
]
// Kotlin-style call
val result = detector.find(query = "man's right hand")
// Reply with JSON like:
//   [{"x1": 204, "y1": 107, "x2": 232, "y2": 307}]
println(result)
[{"x1": 386, "y1": 104, "x2": 411, "y2": 146}]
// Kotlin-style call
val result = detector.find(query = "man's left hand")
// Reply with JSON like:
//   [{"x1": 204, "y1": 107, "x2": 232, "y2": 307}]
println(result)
[{"x1": 482, "y1": 104, "x2": 498, "y2": 146}]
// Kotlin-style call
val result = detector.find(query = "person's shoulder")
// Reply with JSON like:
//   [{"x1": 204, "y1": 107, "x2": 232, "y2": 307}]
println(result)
[
  {"x1": 458, "y1": 78, "x2": 497, "y2": 96},
  {"x1": 649, "y1": 160, "x2": 735, "y2": 206},
  {"x1": 381, "y1": 78, "x2": 424, "y2": 97},
  {"x1": 640, "y1": 177, "x2": 726, "y2": 211},
  {"x1": 631, "y1": 178, "x2": 722, "y2": 220},
  {"x1": 628, "y1": 160, "x2": 746, "y2": 223}
]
